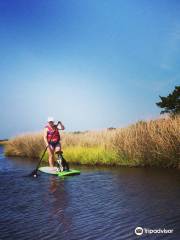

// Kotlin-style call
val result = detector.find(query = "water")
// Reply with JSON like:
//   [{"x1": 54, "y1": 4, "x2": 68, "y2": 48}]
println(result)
[{"x1": 0, "y1": 146, "x2": 179, "y2": 240}]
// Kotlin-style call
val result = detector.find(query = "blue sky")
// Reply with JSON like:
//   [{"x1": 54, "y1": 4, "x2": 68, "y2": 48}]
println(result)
[{"x1": 0, "y1": 0, "x2": 180, "y2": 138}]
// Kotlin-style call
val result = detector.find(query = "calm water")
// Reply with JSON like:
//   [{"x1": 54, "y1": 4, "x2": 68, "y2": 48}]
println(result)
[{"x1": 0, "y1": 146, "x2": 180, "y2": 240}]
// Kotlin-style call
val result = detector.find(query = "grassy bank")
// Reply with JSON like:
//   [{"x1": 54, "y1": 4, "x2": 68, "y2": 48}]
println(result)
[
  {"x1": 0, "y1": 141, "x2": 8, "y2": 145},
  {"x1": 0, "y1": 139, "x2": 8, "y2": 145},
  {"x1": 4, "y1": 116, "x2": 180, "y2": 168}
]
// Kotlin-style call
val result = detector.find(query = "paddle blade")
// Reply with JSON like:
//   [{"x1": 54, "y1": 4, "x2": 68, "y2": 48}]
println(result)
[{"x1": 29, "y1": 169, "x2": 38, "y2": 178}]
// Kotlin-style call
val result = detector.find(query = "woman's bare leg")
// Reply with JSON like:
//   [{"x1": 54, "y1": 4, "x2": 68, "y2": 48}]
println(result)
[{"x1": 47, "y1": 147, "x2": 55, "y2": 167}]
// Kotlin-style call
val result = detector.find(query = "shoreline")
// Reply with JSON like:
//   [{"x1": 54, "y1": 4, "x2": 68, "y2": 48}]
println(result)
[
  {"x1": 4, "y1": 116, "x2": 180, "y2": 169},
  {"x1": 0, "y1": 141, "x2": 8, "y2": 145}
]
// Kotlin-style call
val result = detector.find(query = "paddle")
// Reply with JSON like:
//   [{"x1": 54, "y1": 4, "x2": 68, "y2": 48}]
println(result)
[{"x1": 30, "y1": 121, "x2": 60, "y2": 178}]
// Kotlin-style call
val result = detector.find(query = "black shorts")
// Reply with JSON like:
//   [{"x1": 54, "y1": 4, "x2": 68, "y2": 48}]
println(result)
[{"x1": 49, "y1": 141, "x2": 61, "y2": 150}]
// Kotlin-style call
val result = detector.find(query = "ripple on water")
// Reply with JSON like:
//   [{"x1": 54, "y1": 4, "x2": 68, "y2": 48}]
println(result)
[{"x1": 0, "y1": 149, "x2": 180, "y2": 240}]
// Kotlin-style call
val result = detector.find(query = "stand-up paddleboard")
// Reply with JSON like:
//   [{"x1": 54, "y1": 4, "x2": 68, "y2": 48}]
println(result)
[{"x1": 39, "y1": 166, "x2": 80, "y2": 177}]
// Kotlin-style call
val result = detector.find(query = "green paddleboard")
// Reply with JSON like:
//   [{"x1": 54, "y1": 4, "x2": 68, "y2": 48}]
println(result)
[{"x1": 38, "y1": 166, "x2": 80, "y2": 177}]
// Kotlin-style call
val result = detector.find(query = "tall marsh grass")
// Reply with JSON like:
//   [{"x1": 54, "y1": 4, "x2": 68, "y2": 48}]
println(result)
[
  {"x1": 4, "y1": 116, "x2": 180, "y2": 168},
  {"x1": 113, "y1": 117, "x2": 180, "y2": 167},
  {"x1": 5, "y1": 133, "x2": 44, "y2": 159}
]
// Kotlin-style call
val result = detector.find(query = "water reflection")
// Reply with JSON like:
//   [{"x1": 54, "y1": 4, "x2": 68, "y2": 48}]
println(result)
[{"x1": 47, "y1": 176, "x2": 72, "y2": 235}]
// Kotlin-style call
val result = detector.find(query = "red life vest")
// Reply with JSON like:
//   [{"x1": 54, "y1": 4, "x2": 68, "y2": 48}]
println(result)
[{"x1": 46, "y1": 125, "x2": 60, "y2": 143}]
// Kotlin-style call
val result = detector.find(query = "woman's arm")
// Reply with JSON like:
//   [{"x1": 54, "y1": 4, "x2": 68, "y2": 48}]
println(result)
[{"x1": 43, "y1": 128, "x2": 49, "y2": 147}]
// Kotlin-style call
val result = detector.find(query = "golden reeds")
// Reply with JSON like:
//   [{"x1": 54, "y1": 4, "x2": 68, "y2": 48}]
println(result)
[
  {"x1": 112, "y1": 116, "x2": 180, "y2": 167},
  {"x1": 5, "y1": 133, "x2": 44, "y2": 158},
  {"x1": 4, "y1": 116, "x2": 180, "y2": 168}
]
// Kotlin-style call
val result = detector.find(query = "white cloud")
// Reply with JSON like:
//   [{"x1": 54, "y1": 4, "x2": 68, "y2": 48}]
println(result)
[
  {"x1": 160, "y1": 22, "x2": 180, "y2": 70},
  {"x1": 160, "y1": 63, "x2": 172, "y2": 70}
]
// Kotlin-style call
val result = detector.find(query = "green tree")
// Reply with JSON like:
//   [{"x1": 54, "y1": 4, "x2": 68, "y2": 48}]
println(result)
[{"x1": 156, "y1": 86, "x2": 180, "y2": 116}]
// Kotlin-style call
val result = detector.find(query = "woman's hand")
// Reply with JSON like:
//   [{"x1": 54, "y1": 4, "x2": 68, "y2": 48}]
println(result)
[{"x1": 58, "y1": 121, "x2": 65, "y2": 130}]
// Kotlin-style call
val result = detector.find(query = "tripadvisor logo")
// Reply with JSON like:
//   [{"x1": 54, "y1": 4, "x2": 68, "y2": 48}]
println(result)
[
  {"x1": 135, "y1": 227, "x2": 174, "y2": 236},
  {"x1": 135, "y1": 227, "x2": 143, "y2": 236}
]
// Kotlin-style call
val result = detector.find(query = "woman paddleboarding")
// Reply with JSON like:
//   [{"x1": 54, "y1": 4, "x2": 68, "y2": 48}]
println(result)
[{"x1": 44, "y1": 117, "x2": 69, "y2": 171}]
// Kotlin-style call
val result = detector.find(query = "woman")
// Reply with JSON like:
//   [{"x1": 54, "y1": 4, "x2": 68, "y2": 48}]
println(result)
[{"x1": 44, "y1": 117, "x2": 65, "y2": 169}]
